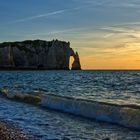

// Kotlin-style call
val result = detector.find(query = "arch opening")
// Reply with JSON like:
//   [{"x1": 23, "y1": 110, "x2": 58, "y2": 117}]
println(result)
[{"x1": 69, "y1": 56, "x2": 74, "y2": 70}]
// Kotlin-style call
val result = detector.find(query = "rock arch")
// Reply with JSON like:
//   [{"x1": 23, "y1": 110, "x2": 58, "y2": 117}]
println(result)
[{"x1": 69, "y1": 49, "x2": 81, "y2": 70}]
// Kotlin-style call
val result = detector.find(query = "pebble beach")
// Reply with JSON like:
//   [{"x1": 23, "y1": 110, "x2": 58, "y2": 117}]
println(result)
[{"x1": 0, "y1": 121, "x2": 29, "y2": 140}]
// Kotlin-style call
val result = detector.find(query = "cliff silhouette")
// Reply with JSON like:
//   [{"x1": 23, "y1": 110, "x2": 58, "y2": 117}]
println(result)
[{"x1": 0, "y1": 39, "x2": 81, "y2": 70}]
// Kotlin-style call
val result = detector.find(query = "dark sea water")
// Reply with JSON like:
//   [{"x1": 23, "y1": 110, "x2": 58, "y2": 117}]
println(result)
[{"x1": 0, "y1": 70, "x2": 140, "y2": 139}]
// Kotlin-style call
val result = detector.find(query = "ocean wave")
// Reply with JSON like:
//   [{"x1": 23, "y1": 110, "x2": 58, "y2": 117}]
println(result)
[{"x1": 0, "y1": 89, "x2": 140, "y2": 131}]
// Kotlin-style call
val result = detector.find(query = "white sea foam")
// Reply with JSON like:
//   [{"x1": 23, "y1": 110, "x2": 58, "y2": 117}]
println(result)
[{"x1": 41, "y1": 94, "x2": 140, "y2": 130}]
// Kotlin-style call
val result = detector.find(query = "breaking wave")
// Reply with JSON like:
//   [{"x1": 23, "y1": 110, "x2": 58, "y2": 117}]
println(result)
[{"x1": 1, "y1": 89, "x2": 140, "y2": 131}]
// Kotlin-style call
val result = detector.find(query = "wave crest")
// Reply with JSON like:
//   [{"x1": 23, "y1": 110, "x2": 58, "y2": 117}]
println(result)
[{"x1": 0, "y1": 90, "x2": 140, "y2": 131}]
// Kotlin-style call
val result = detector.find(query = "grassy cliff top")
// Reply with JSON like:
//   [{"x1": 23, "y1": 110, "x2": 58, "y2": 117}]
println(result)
[{"x1": 0, "y1": 39, "x2": 70, "y2": 48}]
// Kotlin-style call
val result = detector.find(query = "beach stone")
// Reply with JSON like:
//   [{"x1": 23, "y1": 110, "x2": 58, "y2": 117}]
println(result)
[
  {"x1": 62, "y1": 137, "x2": 70, "y2": 140},
  {"x1": 102, "y1": 138, "x2": 110, "y2": 140},
  {"x1": 0, "y1": 122, "x2": 29, "y2": 140}
]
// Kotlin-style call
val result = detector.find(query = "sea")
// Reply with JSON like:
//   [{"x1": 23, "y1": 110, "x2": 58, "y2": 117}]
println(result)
[{"x1": 0, "y1": 70, "x2": 140, "y2": 140}]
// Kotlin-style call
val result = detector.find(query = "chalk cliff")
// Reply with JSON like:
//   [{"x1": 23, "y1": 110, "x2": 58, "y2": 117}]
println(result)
[{"x1": 0, "y1": 40, "x2": 81, "y2": 70}]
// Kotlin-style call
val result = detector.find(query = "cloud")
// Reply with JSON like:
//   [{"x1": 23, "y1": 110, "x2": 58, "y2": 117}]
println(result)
[
  {"x1": 10, "y1": 6, "x2": 84, "y2": 24},
  {"x1": 102, "y1": 0, "x2": 140, "y2": 8},
  {"x1": 126, "y1": 35, "x2": 140, "y2": 39},
  {"x1": 112, "y1": 44, "x2": 126, "y2": 49},
  {"x1": 25, "y1": 27, "x2": 89, "y2": 37},
  {"x1": 77, "y1": 0, "x2": 140, "y2": 8},
  {"x1": 75, "y1": 0, "x2": 115, "y2": 6},
  {"x1": 11, "y1": 10, "x2": 66, "y2": 23},
  {"x1": 99, "y1": 25, "x2": 140, "y2": 41},
  {"x1": 112, "y1": 22, "x2": 140, "y2": 27},
  {"x1": 100, "y1": 26, "x2": 136, "y2": 34}
]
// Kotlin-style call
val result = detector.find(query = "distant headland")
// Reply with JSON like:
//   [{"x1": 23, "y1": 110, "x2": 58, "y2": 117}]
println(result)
[{"x1": 0, "y1": 39, "x2": 81, "y2": 70}]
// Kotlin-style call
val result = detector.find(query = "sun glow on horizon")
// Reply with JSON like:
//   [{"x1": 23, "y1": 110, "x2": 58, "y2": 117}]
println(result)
[
  {"x1": 1, "y1": 0, "x2": 140, "y2": 69},
  {"x1": 75, "y1": 39, "x2": 140, "y2": 70}
]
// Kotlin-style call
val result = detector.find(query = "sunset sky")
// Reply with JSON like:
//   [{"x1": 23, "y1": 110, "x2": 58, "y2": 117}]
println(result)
[{"x1": 1, "y1": 0, "x2": 140, "y2": 69}]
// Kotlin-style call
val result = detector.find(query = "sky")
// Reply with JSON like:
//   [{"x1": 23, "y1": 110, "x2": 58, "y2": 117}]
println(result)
[{"x1": 1, "y1": 0, "x2": 140, "y2": 69}]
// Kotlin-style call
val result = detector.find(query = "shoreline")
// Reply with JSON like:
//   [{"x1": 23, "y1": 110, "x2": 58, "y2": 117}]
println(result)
[{"x1": 0, "y1": 121, "x2": 30, "y2": 140}]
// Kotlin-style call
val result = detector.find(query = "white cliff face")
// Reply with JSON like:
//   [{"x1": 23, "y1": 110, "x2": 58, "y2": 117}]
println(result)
[
  {"x1": 46, "y1": 40, "x2": 72, "y2": 69},
  {"x1": 0, "y1": 39, "x2": 81, "y2": 70},
  {"x1": 0, "y1": 47, "x2": 9, "y2": 66}
]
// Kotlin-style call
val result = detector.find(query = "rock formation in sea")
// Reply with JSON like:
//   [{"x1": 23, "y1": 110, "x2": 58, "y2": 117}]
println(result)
[
  {"x1": 71, "y1": 52, "x2": 81, "y2": 70},
  {"x1": 0, "y1": 39, "x2": 81, "y2": 70}
]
